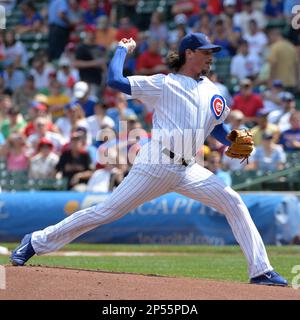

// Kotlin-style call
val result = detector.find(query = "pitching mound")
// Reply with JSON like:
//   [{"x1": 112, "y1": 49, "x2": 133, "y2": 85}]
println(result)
[{"x1": 1, "y1": 266, "x2": 299, "y2": 300}]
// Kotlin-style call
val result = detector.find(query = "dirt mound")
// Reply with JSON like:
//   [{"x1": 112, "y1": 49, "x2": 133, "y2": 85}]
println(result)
[{"x1": 1, "y1": 266, "x2": 299, "y2": 300}]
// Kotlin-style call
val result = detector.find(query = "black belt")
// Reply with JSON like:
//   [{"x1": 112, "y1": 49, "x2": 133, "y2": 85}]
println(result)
[{"x1": 162, "y1": 148, "x2": 189, "y2": 167}]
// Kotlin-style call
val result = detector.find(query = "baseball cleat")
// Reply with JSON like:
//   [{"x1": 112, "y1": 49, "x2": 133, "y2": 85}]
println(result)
[
  {"x1": 10, "y1": 233, "x2": 35, "y2": 266},
  {"x1": 250, "y1": 270, "x2": 288, "y2": 287}
]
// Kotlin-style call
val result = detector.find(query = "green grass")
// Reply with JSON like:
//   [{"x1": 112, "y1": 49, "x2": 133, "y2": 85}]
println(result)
[{"x1": 1, "y1": 244, "x2": 299, "y2": 283}]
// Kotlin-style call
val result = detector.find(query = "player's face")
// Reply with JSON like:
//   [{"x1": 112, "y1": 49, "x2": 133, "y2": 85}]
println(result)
[{"x1": 191, "y1": 49, "x2": 213, "y2": 76}]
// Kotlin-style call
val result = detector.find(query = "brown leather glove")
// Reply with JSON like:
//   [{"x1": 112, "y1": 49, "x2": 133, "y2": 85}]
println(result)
[{"x1": 225, "y1": 129, "x2": 254, "y2": 163}]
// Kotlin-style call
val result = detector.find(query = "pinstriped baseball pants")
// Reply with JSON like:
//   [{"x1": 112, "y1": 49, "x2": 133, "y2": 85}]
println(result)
[{"x1": 31, "y1": 163, "x2": 272, "y2": 278}]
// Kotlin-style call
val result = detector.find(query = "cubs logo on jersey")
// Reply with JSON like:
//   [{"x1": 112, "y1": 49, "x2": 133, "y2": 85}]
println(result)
[{"x1": 210, "y1": 94, "x2": 226, "y2": 120}]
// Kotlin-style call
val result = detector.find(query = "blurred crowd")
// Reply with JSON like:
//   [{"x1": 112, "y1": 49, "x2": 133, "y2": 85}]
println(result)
[{"x1": 0, "y1": 0, "x2": 299, "y2": 191}]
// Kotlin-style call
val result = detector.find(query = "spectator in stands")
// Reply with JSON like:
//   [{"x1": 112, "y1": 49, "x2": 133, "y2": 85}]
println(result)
[
  {"x1": 243, "y1": 19, "x2": 268, "y2": 56},
  {"x1": 2, "y1": 60, "x2": 26, "y2": 92},
  {"x1": 248, "y1": 131, "x2": 286, "y2": 172},
  {"x1": 264, "y1": 0, "x2": 284, "y2": 20},
  {"x1": 2, "y1": 30, "x2": 28, "y2": 68},
  {"x1": 74, "y1": 126, "x2": 96, "y2": 165},
  {"x1": 231, "y1": 78, "x2": 263, "y2": 125},
  {"x1": 279, "y1": 112, "x2": 300, "y2": 152},
  {"x1": 135, "y1": 39, "x2": 167, "y2": 75},
  {"x1": 14, "y1": 0, "x2": 44, "y2": 34},
  {"x1": 4, "y1": 30, "x2": 28, "y2": 69},
  {"x1": 230, "y1": 39, "x2": 261, "y2": 81},
  {"x1": 194, "y1": 16, "x2": 212, "y2": 37},
  {"x1": 208, "y1": 70, "x2": 232, "y2": 106},
  {"x1": 95, "y1": 15, "x2": 117, "y2": 49},
  {"x1": 222, "y1": 0, "x2": 238, "y2": 20},
  {"x1": 222, "y1": 14, "x2": 242, "y2": 52},
  {"x1": 206, "y1": 0, "x2": 223, "y2": 16},
  {"x1": 211, "y1": 18, "x2": 234, "y2": 58},
  {"x1": 68, "y1": 0, "x2": 84, "y2": 31},
  {"x1": 29, "y1": 55, "x2": 55, "y2": 90},
  {"x1": 119, "y1": 117, "x2": 149, "y2": 166},
  {"x1": 149, "y1": 11, "x2": 168, "y2": 42},
  {"x1": 45, "y1": 79, "x2": 71, "y2": 121},
  {"x1": 171, "y1": 0, "x2": 200, "y2": 19},
  {"x1": 168, "y1": 14, "x2": 189, "y2": 48},
  {"x1": 27, "y1": 117, "x2": 65, "y2": 154},
  {"x1": 12, "y1": 75, "x2": 37, "y2": 117},
  {"x1": 251, "y1": 109, "x2": 280, "y2": 145},
  {"x1": 86, "y1": 100, "x2": 115, "y2": 144},
  {"x1": 60, "y1": 41, "x2": 77, "y2": 64},
  {"x1": 55, "y1": 102, "x2": 89, "y2": 140},
  {"x1": 56, "y1": 56, "x2": 80, "y2": 96},
  {"x1": 226, "y1": 109, "x2": 247, "y2": 131},
  {"x1": 83, "y1": 0, "x2": 106, "y2": 26},
  {"x1": 233, "y1": 0, "x2": 267, "y2": 34},
  {"x1": 97, "y1": 115, "x2": 147, "y2": 168},
  {"x1": 0, "y1": 132, "x2": 29, "y2": 173},
  {"x1": 188, "y1": 2, "x2": 215, "y2": 29},
  {"x1": 1, "y1": 106, "x2": 26, "y2": 139},
  {"x1": 56, "y1": 131, "x2": 93, "y2": 190},
  {"x1": 74, "y1": 26, "x2": 106, "y2": 95},
  {"x1": 206, "y1": 151, "x2": 232, "y2": 186},
  {"x1": 115, "y1": 16, "x2": 139, "y2": 42},
  {"x1": 0, "y1": 95, "x2": 13, "y2": 123},
  {"x1": 268, "y1": 91, "x2": 296, "y2": 132},
  {"x1": 267, "y1": 28, "x2": 299, "y2": 92},
  {"x1": 72, "y1": 81, "x2": 98, "y2": 117},
  {"x1": 261, "y1": 79, "x2": 284, "y2": 114},
  {"x1": 29, "y1": 138, "x2": 59, "y2": 179},
  {"x1": 23, "y1": 102, "x2": 53, "y2": 137},
  {"x1": 48, "y1": 0, "x2": 71, "y2": 61},
  {"x1": 106, "y1": 92, "x2": 137, "y2": 132}
]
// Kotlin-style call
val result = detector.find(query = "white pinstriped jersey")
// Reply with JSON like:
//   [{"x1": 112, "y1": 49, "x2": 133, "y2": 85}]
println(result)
[{"x1": 128, "y1": 73, "x2": 230, "y2": 162}]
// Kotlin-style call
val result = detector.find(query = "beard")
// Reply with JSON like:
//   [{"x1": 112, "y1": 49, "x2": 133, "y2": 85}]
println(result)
[{"x1": 201, "y1": 64, "x2": 211, "y2": 76}]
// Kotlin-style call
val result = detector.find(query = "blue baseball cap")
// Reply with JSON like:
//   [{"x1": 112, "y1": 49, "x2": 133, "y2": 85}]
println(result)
[
  {"x1": 178, "y1": 33, "x2": 222, "y2": 55},
  {"x1": 279, "y1": 91, "x2": 295, "y2": 102}
]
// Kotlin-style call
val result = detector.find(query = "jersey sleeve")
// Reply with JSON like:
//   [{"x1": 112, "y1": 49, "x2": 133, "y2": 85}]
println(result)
[
  {"x1": 209, "y1": 82, "x2": 231, "y2": 124},
  {"x1": 127, "y1": 74, "x2": 165, "y2": 105}
]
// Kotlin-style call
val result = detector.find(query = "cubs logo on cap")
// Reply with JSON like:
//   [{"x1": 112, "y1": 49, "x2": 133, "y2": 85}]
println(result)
[{"x1": 210, "y1": 94, "x2": 225, "y2": 120}]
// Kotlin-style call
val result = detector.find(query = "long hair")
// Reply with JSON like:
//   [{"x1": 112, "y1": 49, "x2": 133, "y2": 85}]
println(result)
[{"x1": 166, "y1": 51, "x2": 186, "y2": 72}]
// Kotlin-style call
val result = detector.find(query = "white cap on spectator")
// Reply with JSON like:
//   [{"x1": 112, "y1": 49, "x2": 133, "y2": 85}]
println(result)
[
  {"x1": 73, "y1": 81, "x2": 89, "y2": 99},
  {"x1": 58, "y1": 56, "x2": 71, "y2": 67},
  {"x1": 174, "y1": 14, "x2": 187, "y2": 25},
  {"x1": 224, "y1": 0, "x2": 236, "y2": 6}
]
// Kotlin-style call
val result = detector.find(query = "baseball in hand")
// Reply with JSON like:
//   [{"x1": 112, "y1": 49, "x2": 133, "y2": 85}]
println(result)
[{"x1": 119, "y1": 37, "x2": 136, "y2": 53}]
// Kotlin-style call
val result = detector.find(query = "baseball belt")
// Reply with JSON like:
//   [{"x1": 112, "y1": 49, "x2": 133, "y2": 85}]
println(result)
[{"x1": 162, "y1": 148, "x2": 190, "y2": 167}]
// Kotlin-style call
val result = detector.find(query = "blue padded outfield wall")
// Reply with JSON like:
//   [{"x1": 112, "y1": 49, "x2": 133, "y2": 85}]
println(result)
[{"x1": 0, "y1": 192, "x2": 299, "y2": 245}]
